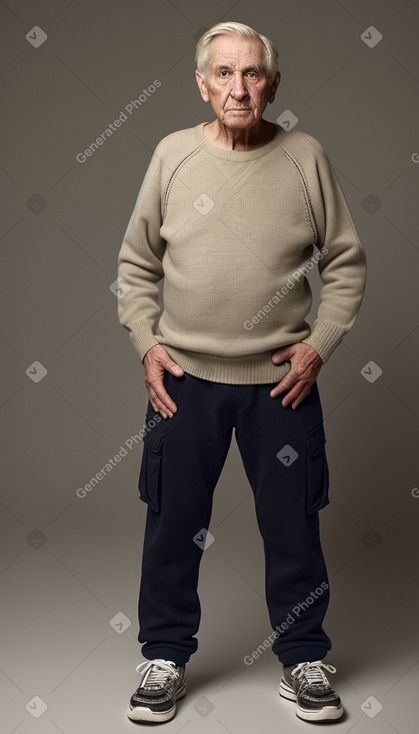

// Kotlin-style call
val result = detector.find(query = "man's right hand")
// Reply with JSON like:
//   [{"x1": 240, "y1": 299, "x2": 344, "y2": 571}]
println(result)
[{"x1": 143, "y1": 344, "x2": 184, "y2": 419}]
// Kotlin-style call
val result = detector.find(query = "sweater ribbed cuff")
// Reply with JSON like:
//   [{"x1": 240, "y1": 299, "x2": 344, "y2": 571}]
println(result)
[
  {"x1": 128, "y1": 323, "x2": 160, "y2": 363},
  {"x1": 302, "y1": 320, "x2": 347, "y2": 364}
]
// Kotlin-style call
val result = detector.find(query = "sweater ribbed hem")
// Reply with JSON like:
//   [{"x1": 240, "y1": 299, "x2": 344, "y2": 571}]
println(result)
[
  {"x1": 127, "y1": 318, "x2": 346, "y2": 376},
  {"x1": 162, "y1": 346, "x2": 291, "y2": 385}
]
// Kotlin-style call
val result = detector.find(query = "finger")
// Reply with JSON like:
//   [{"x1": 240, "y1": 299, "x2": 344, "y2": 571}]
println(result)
[
  {"x1": 148, "y1": 381, "x2": 177, "y2": 415},
  {"x1": 165, "y1": 360, "x2": 184, "y2": 377},
  {"x1": 290, "y1": 387, "x2": 310, "y2": 410},
  {"x1": 270, "y1": 371, "x2": 299, "y2": 397},
  {"x1": 285, "y1": 384, "x2": 310, "y2": 409},
  {"x1": 280, "y1": 382, "x2": 305, "y2": 408},
  {"x1": 272, "y1": 347, "x2": 293, "y2": 364},
  {"x1": 147, "y1": 390, "x2": 169, "y2": 418},
  {"x1": 150, "y1": 396, "x2": 172, "y2": 420},
  {"x1": 148, "y1": 391, "x2": 174, "y2": 419}
]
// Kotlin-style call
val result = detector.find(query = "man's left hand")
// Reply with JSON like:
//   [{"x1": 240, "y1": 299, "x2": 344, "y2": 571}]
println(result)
[{"x1": 270, "y1": 342, "x2": 323, "y2": 409}]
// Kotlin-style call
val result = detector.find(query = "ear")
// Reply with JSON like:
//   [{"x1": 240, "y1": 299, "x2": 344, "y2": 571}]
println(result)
[
  {"x1": 195, "y1": 70, "x2": 210, "y2": 103},
  {"x1": 268, "y1": 71, "x2": 281, "y2": 104}
]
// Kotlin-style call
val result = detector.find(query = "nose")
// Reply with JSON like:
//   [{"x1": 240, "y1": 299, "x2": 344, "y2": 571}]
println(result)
[{"x1": 230, "y1": 72, "x2": 248, "y2": 99}]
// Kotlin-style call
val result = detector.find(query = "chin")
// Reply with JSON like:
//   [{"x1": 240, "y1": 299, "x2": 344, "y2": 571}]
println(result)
[{"x1": 223, "y1": 116, "x2": 254, "y2": 126}]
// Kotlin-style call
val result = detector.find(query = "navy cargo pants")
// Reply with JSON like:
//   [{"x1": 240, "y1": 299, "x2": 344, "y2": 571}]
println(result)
[{"x1": 137, "y1": 370, "x2": 332, "y2": 667}]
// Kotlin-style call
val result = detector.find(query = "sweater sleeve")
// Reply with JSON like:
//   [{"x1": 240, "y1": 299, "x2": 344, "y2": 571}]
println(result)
[
  {"x1": 301, "y1": 137, "x2": 367, "y2": 363},
  {"x1": 117, "y1": 146, "x2": 166, "y2": 362}
]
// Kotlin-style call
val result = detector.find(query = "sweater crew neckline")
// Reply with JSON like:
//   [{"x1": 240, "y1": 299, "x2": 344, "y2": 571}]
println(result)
[{"x1": 195, "y1": 121, "x2": 285, "y2": 161}]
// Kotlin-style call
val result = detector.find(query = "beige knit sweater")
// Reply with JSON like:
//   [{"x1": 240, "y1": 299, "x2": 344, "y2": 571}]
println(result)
[{"x1": 117, "y1": 122, "x2": 366, "y2": 384}]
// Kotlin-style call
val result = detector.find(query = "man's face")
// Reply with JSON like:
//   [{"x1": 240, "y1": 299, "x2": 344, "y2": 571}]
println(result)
[{"x1": 195, "y1": 35, "x2": 280, "y2": 129}]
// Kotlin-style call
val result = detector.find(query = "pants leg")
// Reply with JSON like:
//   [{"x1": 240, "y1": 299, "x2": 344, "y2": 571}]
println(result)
[
  {"x1": 137, "y1": 372, "x2": 233, "y2": 666},
  {"x1": 234, "y1": 381, "x2": 332, "y2": 666}
]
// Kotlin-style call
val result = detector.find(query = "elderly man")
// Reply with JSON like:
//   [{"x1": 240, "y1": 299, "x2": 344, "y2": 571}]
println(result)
[{"x1": 117, "y1": 21, "x2": 366, "y2": 725}]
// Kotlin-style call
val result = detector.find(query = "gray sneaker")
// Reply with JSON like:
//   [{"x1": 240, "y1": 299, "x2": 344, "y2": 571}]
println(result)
[
  {"x1": 279, "y1": 660, "x2": 343, "y2": 721},
  {"x1": 128, "y1": 658, "x2": 187, "y2": 723}
]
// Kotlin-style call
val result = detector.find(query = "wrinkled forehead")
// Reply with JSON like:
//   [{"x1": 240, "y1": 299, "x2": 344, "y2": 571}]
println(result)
[{"x1": 207, "y1": 35, "x2": 266, "y2": 72}]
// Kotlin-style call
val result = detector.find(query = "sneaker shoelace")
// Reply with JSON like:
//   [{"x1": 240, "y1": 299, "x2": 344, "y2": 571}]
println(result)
[
  {"x1": 135, "y1": 659, "x2": 179, "y2": 692},
  {"x1": 291, "y1": 660, "x2": 337, "y2": 692}
]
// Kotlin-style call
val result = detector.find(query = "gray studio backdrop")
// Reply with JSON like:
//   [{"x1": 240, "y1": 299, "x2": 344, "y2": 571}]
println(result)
[{"x1": 1, "y1": 1, "x2": 418, "y2": 733}]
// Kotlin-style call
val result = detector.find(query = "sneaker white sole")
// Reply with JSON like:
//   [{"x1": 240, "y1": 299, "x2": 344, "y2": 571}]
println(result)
[
  {"x1": 127, "y1": 682, "x2": 187, "y2": 723},
  {"x1": 279, "y1": 678, "x2": 344, "y2": 721}
]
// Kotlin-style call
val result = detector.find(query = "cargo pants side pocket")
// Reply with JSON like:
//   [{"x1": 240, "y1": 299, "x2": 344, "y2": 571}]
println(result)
[
  {"x1": 304, "y1": 423, "x2": 330, "y2": 514},
  {"x1": 138, "y1": 428, "x2": 164, "y2": 513}
]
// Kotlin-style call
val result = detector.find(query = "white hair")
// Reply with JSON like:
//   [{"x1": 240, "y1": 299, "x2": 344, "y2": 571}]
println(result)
[{"x1": 195, "y1": 21, "x2": 279, "y2": 85}]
